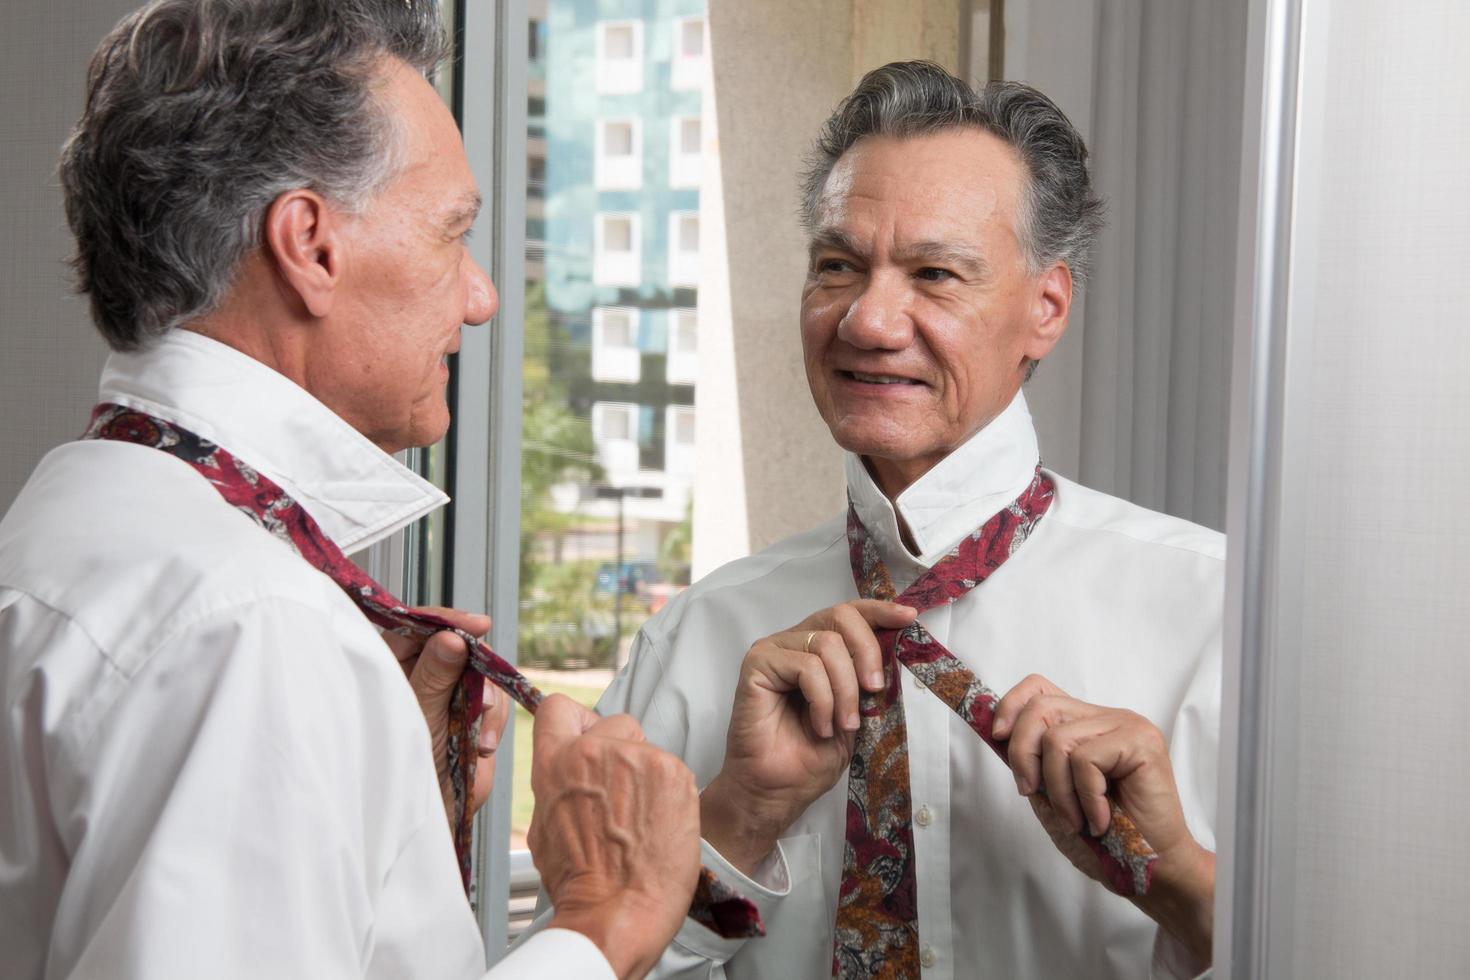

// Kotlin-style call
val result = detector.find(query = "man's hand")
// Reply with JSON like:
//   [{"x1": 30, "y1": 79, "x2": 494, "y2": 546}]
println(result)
[
  {"x1": 530, "y1": 695, "x2": 701, "y2": 980},
  {"x1": 992, "y1": 673, "x2": 1215, "y2": 972},
  {"x1": 383, "y1": 608, "x2": 512, "y2": 826},
  {"x1": 699, "y1": 600, "x2": 918, "y2": 876}
]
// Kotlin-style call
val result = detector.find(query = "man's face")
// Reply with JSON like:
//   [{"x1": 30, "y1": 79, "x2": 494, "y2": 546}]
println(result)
[
  {"x1": 309, "y1": 61, "x2": 496, "y2": 454},
  {"x1": 800, "y1": 128, "x2": 1069, "y2": 496}
]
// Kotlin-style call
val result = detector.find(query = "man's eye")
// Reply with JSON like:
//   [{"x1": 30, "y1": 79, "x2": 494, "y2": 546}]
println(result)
[
  {"x1": 459, "y1": 227, "x2": 475, "y2": 244},
  {"x1": 816, "y1": 258, "x2": 854, "y2": 274},
  {"x1": 916, "y1": 267, "x2": 954, "y2": 282}
]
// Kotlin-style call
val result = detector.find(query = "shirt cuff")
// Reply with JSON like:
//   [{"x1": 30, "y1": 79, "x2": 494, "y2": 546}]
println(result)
[
  {"x1": 486, "y1": 927, "x2": 615, "y2": 979},
  {"x1": 668, "y1": 836, "x2": 795, "y2": 963}
]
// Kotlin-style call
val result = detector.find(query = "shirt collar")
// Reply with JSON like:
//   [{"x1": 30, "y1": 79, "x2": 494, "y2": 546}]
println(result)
[
  {"x1": 845, "y1": 390, "x2": 1040, "y2": 572},
  {"x1": 98, "y1": 329, "x2": 448, "y2": 555}
]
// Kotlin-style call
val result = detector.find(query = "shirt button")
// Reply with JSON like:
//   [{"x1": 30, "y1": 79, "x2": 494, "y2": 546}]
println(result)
[
  {"x1": 920, "y1": 945, "x2": 937, "y2": 968},
  {"x1": 915, "y1": 805, "x2": 933, "y2": 827}
]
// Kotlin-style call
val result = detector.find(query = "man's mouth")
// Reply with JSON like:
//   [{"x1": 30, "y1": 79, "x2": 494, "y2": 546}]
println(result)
[{"x1": 842, "y1": 370, "x2": 922, "y2": 386}]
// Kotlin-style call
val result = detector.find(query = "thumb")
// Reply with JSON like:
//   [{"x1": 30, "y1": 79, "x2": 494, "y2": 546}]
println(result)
[
  {"x1": 409, "y1": 630, "x2": 469, "y2": 715},
  {"x1": 852, "y1": 598, "x2": 919, "y2": 628},
  {"x1": 533, "y1": 693, "x2": 597, "y2": 750}
]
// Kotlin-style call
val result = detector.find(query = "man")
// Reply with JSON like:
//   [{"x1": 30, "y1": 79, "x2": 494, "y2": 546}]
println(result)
[
  {"x1": 598, "y1": 62, "x2": 1221, "y2": 978},
  {"x1": 0, "y1": 2, "x2": 701, "y2": 978}
]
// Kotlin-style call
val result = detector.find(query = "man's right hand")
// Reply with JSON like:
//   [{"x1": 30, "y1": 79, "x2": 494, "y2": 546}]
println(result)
[
  {"x1": 530, "y1": 694, "x2": 701, "y2": 980},
  {"x1": 698, "y1": 600, "x2": 917, "y2": 876}
]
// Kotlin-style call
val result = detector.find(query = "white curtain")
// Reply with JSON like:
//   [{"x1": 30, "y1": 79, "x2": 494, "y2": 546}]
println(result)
[{"x1": 1004, "y1": 0, "x2": 1249, "y2": 531}]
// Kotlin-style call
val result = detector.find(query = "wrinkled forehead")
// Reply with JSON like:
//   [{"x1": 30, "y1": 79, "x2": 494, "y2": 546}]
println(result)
[{"x1": 811, "y1": 129, "x2": 1027, "y2": 245}]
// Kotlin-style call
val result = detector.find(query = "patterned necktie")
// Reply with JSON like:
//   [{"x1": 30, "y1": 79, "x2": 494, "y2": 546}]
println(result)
[
  {"x1": 84, "y1": 403, "x2": 763, "y2": 941},
  {"x1": 831, "y1": 466, "x2": 1157, "y2": 977}
]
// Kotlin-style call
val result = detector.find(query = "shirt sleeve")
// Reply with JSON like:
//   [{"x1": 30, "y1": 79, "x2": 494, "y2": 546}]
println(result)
[
  {"x1": 46, "y1": 594, "x2": 468, "y2": 979},
  {"x1": 485, "y1": 929, "x2": 615, "y2": 979},
  {"x1": 591, "y1": 628, "x2": 816, "y2": 979}
]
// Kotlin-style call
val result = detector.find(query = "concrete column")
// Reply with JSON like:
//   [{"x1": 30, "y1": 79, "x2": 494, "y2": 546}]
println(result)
[{"x1": 694, "y1": 0, "x2": 965, "y2": 576}]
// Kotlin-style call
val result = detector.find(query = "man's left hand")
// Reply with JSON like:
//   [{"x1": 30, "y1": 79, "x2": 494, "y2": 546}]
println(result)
[
  {"x1": 992, "y1": 673, "x2": 1214, "y2": 972},
  {"x1": 383, "y1": 608, "x2": 512, "y2": 828}
]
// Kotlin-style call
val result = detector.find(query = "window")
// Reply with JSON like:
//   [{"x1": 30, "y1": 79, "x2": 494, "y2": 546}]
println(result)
[
  {"x1": 592, "y1": 401, "x2": 641, "y2": 476},
  {"x1": 595, "y1": 118, "x2": 642, "y2": 190},
  {"x1": 594, "y1": 212, "x2": 641, "y2": 286},
  {"x1": 665, "y1": 405, "x2": 697, "y2": 476},
  {"x1": 669, "y1": 115, "x2": 702, "y2": 188},
  {"x1": 596, "y1": 20, "x2": 643, "y2": 94},
  {"x1": 667, "y1": 309, "x2": 698, "y2": 385},
  {"x1": 592, "y1": 307, "x2": 641, "y2": 383},
  {"x1": 671, "y1": 16, "x2": 705, "y2": 91},
  {"x1": 668, "y1": 211, "x2": 700, "y2": 288}
]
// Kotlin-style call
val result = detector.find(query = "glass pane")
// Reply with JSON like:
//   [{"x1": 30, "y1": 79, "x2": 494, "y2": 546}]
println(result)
[
  {"x1": 604, "y1": 23, "x2": 635, "y2": 60},
  {"x1": 605, "y1": 120, "x2": 635, "y2": 156},
  {"x1": 517, "y1": 0, "x2": 705, "y2": 871},
  {"x1": 681, "y1": 18, "x2": 704, "y2": 57}
]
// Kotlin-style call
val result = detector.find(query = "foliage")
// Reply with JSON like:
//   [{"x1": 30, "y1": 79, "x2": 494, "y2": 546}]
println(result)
[{"x1": 517, "y1": 282, "x2": 608, "y2": 666}]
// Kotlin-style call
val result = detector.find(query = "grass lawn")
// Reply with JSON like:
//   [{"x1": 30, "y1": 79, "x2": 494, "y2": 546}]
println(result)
[{"x1": 508, "y1": 679, "x2": 605, "y2": 847}]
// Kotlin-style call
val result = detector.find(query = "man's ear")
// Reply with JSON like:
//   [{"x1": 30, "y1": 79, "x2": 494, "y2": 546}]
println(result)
[
  {"x1": 1023, "y1": 262, "x2": 1074, "y2": 362},
  {"x1": 262, "y1": 190, "x2": 341, "y2": 319}
]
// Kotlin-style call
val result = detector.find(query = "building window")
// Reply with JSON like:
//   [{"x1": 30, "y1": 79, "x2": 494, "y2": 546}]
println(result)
[
  {"x1": 592, "y1": 401, "x2": 641, "y2": 477},
  {"x1": 671, "y1": 16, "x2": 705, "y2": 91},
  {"x1": 665, "y1": 405, "x2": 697, "y2": 476},
  {"x1": 669, "y1": 115, "x2": 702, "y2": 189},
  {"x1": 595, "y1": 118, "x2": 642, "y2": 190},
  {"x1": 668, "y1": 211, "x2": 699, "y2": 288},
  {"x1": 592, "y1": 307, "x2": 642, "y2": 383},
  {"x1": 667, "y1": 309, "x2": 697, "y2": 385},
  {"x1": 596, "y1": 20, "x2": 643, "y2": 94},
  {"x1": 594, "y1": 212, "x2": 641, "y2": 287}
]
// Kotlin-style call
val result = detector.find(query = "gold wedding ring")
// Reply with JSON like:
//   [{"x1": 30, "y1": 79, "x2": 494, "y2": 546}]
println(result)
[{"x1": 804, "y1": 630, "x2": 817, "y2": 653}]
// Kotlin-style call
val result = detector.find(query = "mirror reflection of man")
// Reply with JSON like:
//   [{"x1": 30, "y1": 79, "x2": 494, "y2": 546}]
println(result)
[
  {"x1": 599, "y1": 62, "x2": 1221, "y2": 979},
  {"x1": 0, "y1": 3, "x2": 702, "y2": 978}
]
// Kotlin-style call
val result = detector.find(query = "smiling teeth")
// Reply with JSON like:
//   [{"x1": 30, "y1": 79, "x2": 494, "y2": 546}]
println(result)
[{"x1": 852, "y1": 372, "x2": 911, "y2": 384}]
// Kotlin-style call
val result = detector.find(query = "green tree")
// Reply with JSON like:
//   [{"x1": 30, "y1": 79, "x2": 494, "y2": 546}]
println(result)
[{"x1": 517, "y1": 283, "x2": 609, "y2": 666}]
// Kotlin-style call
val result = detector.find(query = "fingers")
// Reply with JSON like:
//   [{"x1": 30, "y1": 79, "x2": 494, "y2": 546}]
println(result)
[
  {"x1": 479, "y1": 685, "x2": 511, "y2": 757},
  {"x1": 417, "y1": 605, "x2": 493, "y2": 638},
  {"x1": 586, "y1": 712, "x2": 646, "y2": 743},
  {"x1": 747, "y1": 643, "x2": 840, "y2": 738},
  {"x1": 533, "y1": 693, "x2": 597, "y2": 750},
  {"x1": 1004, "y1": 686, "x2": 1165, "y2": 837},
  {"x1": 1035, "y1": 714, "x2": 1119, "y2": 834},
  {"x1": 409, "y1": 629, "x2": 469, "y2": 716},
  {"x1": 992, "y1": 672, "x2": 1070, "y2": 739}
]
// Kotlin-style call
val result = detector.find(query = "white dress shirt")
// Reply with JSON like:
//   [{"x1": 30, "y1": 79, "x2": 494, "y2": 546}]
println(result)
[
  {"x1": 599, "y1": 392, "x2": 1223, "y2": 979},
  {"x1": 0, "y1": 331, "x2": 611, "y2": 980}
]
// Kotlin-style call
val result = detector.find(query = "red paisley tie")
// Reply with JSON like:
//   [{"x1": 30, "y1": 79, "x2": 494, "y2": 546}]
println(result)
[
  {"x1": 84, "y1": 403, "x2": 763, "y2": 941},
  {"x1": 831, "y1": 466, "x2": 1156, "y2": 977}
]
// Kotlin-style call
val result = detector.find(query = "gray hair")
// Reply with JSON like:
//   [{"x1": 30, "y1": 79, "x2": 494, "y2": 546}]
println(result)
[
  {"x1": 800, "y1": 61, "x2": 1105, "y2": 287},
  {"x1": 59, "y1": 0, "x2": 449, "y2": 351}
]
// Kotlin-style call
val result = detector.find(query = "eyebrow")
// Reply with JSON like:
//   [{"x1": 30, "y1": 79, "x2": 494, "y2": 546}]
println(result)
[{"x1": 808, "y1": 228, "x2": 990, "y2": 279}]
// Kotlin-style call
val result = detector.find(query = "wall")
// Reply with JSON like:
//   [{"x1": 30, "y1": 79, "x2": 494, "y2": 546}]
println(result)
[
  {"x1": 1239, "y1": 1, "x2": 1470, "y2": 974},
  {"x1": 0, "y1": 3, "x2": 127, "y2": 513}
]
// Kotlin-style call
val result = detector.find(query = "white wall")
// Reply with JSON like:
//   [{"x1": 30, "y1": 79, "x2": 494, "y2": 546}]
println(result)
[
  {"x1": 1222, "y1": 0, "x2": 1470, "y2": 975},
  {"x1": 1, "y1": 3, "x2": 128, "y2": 514}
]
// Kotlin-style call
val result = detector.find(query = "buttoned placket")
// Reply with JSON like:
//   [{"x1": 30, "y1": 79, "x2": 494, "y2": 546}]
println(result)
[{"x1": 907, "y1": 602, "x2": 955, "y2": 979}]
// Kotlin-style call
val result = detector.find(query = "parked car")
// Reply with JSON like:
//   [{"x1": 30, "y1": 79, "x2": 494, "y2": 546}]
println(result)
[{"x1": 594, "y1": 560, "x2": 662, "y2": 598}]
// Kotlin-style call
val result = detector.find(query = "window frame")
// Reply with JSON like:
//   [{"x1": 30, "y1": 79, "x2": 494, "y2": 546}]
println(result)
[{"x1": 596, "y1": 19, "x2": 645, "y2": 95}]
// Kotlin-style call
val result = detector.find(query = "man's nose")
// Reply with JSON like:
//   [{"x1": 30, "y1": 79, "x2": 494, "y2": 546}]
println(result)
[
  {"x1": 835, "y1": 272, "x2": 913, "y2": 350},
  {"x1": 464, "y1": 259, "x2": 499, "y2": 326}
]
